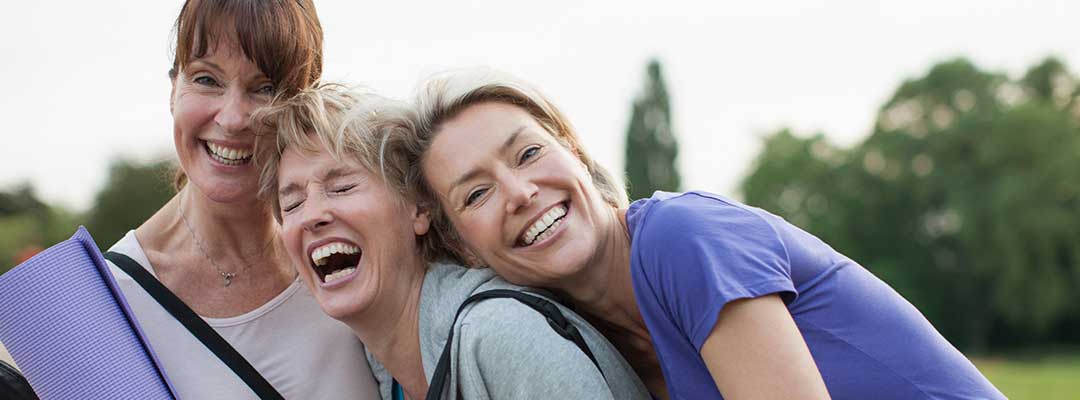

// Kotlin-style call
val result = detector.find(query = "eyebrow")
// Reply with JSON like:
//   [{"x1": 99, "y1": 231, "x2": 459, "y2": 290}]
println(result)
[
  {"x1": 278, "y1": 181, "x2": 303, "y2": 200},
  {"x1": 187, "y1": 59, "x2": 223, "y2": 74},
  {"x1": 323, "y1": 166, "x2": 356, "y2": 181},
  {"x1": 450, "y1": 126, "x2": 527, "y2": 192},
  {"x1": 187, "y1": 59, "x2": 267, "y2": 81}
]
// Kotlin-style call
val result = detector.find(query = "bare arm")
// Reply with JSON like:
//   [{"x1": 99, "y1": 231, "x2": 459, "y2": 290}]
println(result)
[{"x1": 699, "y1": 294, "x2": 831, "y2": 400}]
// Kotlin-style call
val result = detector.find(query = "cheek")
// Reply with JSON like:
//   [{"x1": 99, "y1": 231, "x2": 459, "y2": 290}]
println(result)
[
  {"x1": 172, "y1": 96, "x2": 210, "y2": 135},
  {"x1": 278, "y1": 220, "x2": 304, "y2": 260},
  {"x1": 336, "y1": 198, "x2": 374, "y2": 225},
  {"x1": 448, "y1": 215, "x2": 486, "y2": 252},
  {"x1": 280, "y1": 223, "x2": 297, "y2": 246}
]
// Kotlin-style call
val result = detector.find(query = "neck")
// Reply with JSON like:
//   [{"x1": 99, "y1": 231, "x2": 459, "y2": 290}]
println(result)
[
  {"x1": 557, "y1": 207, "x2": 647, "y2": 334},
  {"x1": 178, "y1": 186, "x2": 279, "y2": 257},
  {"x1": 342, "y1": 257, "x2": 429, "y2": 400}
]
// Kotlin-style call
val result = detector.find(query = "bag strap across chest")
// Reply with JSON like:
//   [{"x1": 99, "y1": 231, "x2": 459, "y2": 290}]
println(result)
[
  {"x1": 105, "y1": 251, "x2": 284, "y2": 400},
  {"x1": 425, "y1": 289, "x2": 604, "y2": 400}
]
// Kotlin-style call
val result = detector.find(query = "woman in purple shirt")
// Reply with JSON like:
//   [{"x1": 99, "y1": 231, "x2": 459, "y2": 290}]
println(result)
[{"x1": 395, "y1": 67, "x2": 1004, "y2": 400}]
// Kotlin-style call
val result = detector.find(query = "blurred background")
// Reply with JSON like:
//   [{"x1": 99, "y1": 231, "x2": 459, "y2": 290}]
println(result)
[{"x1": 2, "y1": 1, "x2": 1079, "y2": 397}]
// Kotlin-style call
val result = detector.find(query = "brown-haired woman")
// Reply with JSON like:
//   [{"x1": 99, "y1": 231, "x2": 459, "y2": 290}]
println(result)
[{"x1": 101, "y1": 1, "x2": 380, "y2": 398}]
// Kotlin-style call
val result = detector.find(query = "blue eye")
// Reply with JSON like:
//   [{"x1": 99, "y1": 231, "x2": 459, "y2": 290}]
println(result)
[
  {"x1": 519, "y1": 146, "x2": 541, "y2": 164},
  {"x1": 465, "y1": 188, "x2": 487, "y2": 206},
  {"x1": 193, "y1": 75, "x2": 218, "y2": 87},
  {"x1": 255, "y1": 84, "x2": 275, "y2": 96}
]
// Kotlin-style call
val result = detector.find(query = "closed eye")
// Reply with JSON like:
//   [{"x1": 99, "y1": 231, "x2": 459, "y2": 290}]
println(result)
[
  {"x1": 282, "y1": 200, "x2": 303, "y2": 213},
  {"x1": 332, "y1": 184, "x2": 357, "y2": 194}
]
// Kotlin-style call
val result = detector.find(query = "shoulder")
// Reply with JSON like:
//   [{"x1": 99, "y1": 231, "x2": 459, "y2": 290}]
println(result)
[
  {"x1": 630, "y1": 191, "x2": 788, "y2": 260},
  {"x1": 105, "y1": 230, "x2": 145, "y2": 259},
  {"x1": 425, "y1": 263, "x2": 498, "y2": 294},
  {"x1": 455, "y1": 294, "x2": 591, "y2": 366},
  {"x1": 629, "y1": 192, "x2": 799, "y2": 341},
  {"x1": 419, "y1": 263, "x2": 499, "y2": 322},
  {"x1": 457, "y1": 294, "x2": 555, "y2": 342},
  {"x1": 103, "y1": 230, "x2": 157, "y2": 280},
  {"x1": 453, "y1": 295, "x2": 614, "y2": 397}
]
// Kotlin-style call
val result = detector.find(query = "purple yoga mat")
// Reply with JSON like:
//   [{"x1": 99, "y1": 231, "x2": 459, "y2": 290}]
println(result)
[{"x1": 0, "y1": 227, "x2": 176, "y2": 399}]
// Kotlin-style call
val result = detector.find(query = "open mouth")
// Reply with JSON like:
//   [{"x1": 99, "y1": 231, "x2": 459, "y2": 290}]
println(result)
[
  {"x1": 517, "y1": 202, "x2": 569, "y2": 247},
  {"x1": 203, "y1": 141, "x2": 253, "y2": 166},
  {"x1": 309, "y1": 242, "x2": 362, "y2": 284}
]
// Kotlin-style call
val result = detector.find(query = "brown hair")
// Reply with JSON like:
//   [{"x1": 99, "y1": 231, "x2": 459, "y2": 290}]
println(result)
[
  {"x1": 252, "y1": 83, "x2": 465, "y2": 265},
  {"x1": 396, "y1": 68, "x2": 629, "y2": 264},
  {"x1": 171, "y1": 0, "x2": 324, "y2": 190}
]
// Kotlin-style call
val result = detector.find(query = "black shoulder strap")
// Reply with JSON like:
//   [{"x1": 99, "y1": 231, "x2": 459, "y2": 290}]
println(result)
[
  {"x1": 0, "y1": 360, "x2": 38, "y2": 400},
  {"x1": 104, "y1": 251, "x2": 284, "y2": 400},
  {"x1": 425, "y1": 289, "x2": 604, "y2": 400}
]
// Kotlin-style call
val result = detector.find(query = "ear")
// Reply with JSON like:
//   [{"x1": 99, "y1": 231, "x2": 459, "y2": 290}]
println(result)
[{"x1": 412, "y1": 203, "x2": 431, "y2": 236}]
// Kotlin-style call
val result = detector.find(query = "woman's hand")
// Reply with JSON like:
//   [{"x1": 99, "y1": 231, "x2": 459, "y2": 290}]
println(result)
[{"x1": 700, "y1": 294, "x2": 831, "y2": 400}]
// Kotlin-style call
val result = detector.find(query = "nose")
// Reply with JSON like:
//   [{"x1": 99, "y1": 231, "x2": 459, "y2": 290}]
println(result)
[
  {"x1": 214, "y1": 89, "x2": 254, "y2": 135},
  {"x1": 503, "y1": 171, "x2": 539, "y2": 215},
  {"x1": 301, "y1": 195, "x2": 334, "y2": 232}
]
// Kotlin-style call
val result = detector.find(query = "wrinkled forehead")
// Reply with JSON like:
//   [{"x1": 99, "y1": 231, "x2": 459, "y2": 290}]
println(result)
[{"x1": 278, "y1": 143, "x2": 339, "y2": 183}]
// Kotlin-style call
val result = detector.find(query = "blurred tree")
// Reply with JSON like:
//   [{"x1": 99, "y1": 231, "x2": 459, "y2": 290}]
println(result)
[
  {"x1": 85, "y1": 158, "x2": 175, "y2": 249},
  {"x1": 742, "y1": 57, "x2": 1080, "y2": 351},
  {"x1": 0, "y1": 184, "x2": 81, "y2": 272},
  {"x1": 625, "y1": 59, "x2": 681, "y2": 200},
  {"x1": 0, "y1": 184, "x2": 46, "y2": 216}
]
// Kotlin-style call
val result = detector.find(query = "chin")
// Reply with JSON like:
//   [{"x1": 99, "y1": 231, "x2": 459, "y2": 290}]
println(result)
[
  {"x1": 195, "y1": 175, "x2": 260, "y2": 203},
  {"x1": 317, "y1": 294, "x2": 370, "y2": 321},
  {"x1": 313, "y1": 274, "x2": 377, "y2": 321}
]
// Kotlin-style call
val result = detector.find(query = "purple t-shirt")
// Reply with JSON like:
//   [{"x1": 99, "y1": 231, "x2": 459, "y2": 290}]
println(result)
[{"x1": 627, "y1": 191, "x2": 1003, "y2": 400}]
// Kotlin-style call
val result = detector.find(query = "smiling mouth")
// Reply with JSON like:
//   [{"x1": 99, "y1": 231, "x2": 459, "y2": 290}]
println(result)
[
  {"x1": 203, "y1": 141, "x2": 253, "y2": 166},
  {"x1": 517, "y1": 202, "x2": 569, "y2": 247},
  {"x1": 310, "y1": 242, "x2": 362, "y2": 284}
]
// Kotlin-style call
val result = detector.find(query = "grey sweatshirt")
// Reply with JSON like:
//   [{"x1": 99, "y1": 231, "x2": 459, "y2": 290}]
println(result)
[{"x1": 367, "y1": 263, "x2": 651, "y2": 400}]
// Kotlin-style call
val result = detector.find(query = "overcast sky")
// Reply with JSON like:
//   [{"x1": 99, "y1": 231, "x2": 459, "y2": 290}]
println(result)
[{"x1": 2, "y1": 0, "x2": 1077, "y2": 211}]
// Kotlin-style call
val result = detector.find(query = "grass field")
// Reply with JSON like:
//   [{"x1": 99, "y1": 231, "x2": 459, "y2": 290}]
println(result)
[
  {"x1": 3, "y1": 339, "x2": 1077, "y2": 398},
  {"x1": 973, "y1": 352, "x2": 1080, "y2": 400}
]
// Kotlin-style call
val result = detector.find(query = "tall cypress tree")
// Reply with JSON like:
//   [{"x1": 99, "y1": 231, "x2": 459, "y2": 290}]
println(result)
[{"x1": 625, "y1": 59, "x2": 681, "y2": 200}]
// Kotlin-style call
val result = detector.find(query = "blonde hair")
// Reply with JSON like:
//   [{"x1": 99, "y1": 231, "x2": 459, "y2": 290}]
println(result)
[
  {"x1": 253, "y1": 82, "x2": 462, "y2": 264},
  {"x1": 390, "y1": 67, "x2": 628, "y2": 263}
]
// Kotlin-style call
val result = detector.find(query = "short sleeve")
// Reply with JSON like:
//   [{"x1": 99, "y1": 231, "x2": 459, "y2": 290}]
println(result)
[{"x1": 632, "y1": 193, "x2": 797, "y2": 350}]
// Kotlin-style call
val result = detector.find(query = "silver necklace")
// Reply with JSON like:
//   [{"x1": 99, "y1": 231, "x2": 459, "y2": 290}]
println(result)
[{"x1": 178, "y1": 194, "x2": 269, "y2": 287}]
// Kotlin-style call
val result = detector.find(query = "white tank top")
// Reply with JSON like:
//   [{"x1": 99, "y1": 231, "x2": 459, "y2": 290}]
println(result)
[{"x1": 106, "y1": 231, "x2": 379, "y2": 399}]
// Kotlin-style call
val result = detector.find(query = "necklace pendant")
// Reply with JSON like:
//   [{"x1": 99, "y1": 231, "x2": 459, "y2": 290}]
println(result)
[{"x1": 222, "y1": 272, "x2": 235, "y2": 287}]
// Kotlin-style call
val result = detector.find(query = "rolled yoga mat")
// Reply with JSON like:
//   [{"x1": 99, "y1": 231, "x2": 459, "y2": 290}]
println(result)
[{"x1": 0, "y1": 227, "x2": 175, "y2": 399}]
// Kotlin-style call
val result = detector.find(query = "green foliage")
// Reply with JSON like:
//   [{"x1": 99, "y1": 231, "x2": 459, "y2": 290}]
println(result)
[
  {"x1": 973, "y1": 350, "x2": 1080, "y2": 400},
  {"x1": 625, "y1": 59, "x2": 681, "y2": 200},
  {"x1": 0, "y1": 158, "x2": 171, "y2": 273},
  {"x1": 84, "y1": 158, "x2": 175, "y2": 249},
  {"x1": 0, "y1": 184, "x2": 82, "y2": 273},
  {"x1": 742, "y1": 56, "x2": 1080, "y2": 351},
  {"x1": 0, "y1": 184, "x2": 47, "y2": 216}
]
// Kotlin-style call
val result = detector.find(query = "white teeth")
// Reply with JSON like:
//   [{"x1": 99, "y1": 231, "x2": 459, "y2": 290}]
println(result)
[
  {"x1": 532, "y1": 219, "x2": 562, "y2": 244},
  {"x1": 206, "y1": 142, "x2": 253, "y2": 163},
  {"x1": 310, "y1": 242, "x2": 361, "y2": 266},
  {"x1": 323, "y1": 267, "x2": 356, "y2": 283},
  {"x1": 522, "y1": 205, "x2": 568, "y2": 245}
]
